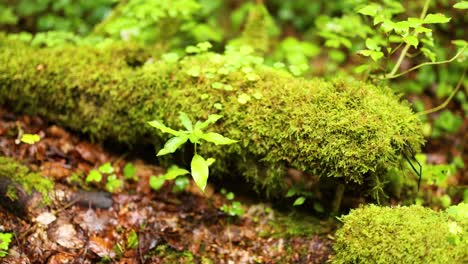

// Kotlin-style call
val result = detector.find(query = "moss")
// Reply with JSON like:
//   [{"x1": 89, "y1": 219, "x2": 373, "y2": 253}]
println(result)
[
  {"x1": 332, "y1": 204, "x2": 468, "y2": 263},
  {"x1": 0, "y1": 156, "x2": 54, "y2": 204},
  {"x1": 265, "y1": 211, "x2": 333, "y2": 238},
  {"x1": 0, "y1": 37, "x2": 423, "y2": 199},
  {"x1": 149, "y1": 245, "x2": 197, "y2": 264}
]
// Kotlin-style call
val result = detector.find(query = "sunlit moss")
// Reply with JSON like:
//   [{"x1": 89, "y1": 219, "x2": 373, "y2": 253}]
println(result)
[
  {"x1": 332, "y1": 204, "x2": 468, "y2": 263},
  {"x1": 0, "y1": 37, "x2": 423, "y2": 199}
]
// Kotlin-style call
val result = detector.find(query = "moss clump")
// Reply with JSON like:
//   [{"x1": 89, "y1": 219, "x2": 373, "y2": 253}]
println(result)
[
  {"x1": 333, "y1": 204, "x2": 468, "y2": 263},
  {"x1": 0, "y1": 37, "x2": 423, "y2": 198},
  {"x1": 0, "y1": 156, "x2": 54, "y2": 204}
]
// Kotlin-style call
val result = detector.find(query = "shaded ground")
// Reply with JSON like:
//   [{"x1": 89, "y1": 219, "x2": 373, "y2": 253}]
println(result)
[{"x1": 0, "y1": 108, "x2": 333, "y2": 263}]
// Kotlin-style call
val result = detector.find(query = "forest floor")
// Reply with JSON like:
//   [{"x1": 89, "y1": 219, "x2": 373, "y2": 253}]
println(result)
[{"x1": 0, "y1": 108, "x2": 334, "y2": 264}]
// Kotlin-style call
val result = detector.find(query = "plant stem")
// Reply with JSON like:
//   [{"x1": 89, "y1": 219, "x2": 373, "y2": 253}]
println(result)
[
  {"x1": 417, "y1": 68, "x2": 466, "y2": 116},
  {"x1": 387, "y1": 0, "x2": 431, "y2": 77},
  {"x1": 384, "y1": 45, "x2": 467, "y2": 79}
]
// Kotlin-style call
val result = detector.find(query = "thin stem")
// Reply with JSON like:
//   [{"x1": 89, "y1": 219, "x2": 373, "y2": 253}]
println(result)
[
  {"x1": 417, "y1": 68, "x2": 466, "y2": 116},
  {"x1": 387, "y1": 0, "x2": 431, "y2": 77},
  {"x1": 385, "y1": 45, "x2": 467, "y2": 79}
]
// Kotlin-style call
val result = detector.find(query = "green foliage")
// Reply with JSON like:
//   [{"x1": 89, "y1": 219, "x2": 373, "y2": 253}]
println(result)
[
  {"x1": 85, "y1": 162, "x2": 122, "y2": 193},
  {"x1": 148, "y1": 112, "x2": 237, "y2": 192},
  {"x1": 333, "y1": 204, "x2": 468, "y2": 263},
  {"x1": 123, "y1": 163, "x2": 137, "y2": 180},
  {"x1": 0, "y1": 232, "x2": 12, "y2": 258},
  {"x1": 149, "y1": 165, "x2": 189, "y2": 191},
  {"x1": 20, "y1": 133, "x2": 40, "y2": 144},
  {"x1": 126, "y1": 230, "x2": 138, "y2": 249},
  {"x1": 0, "y1": 0, "x2": 115, "y2": 34},
  {"x1": 219, "y1": 189, "x2": 244, "y2": 217},
  {"x1": 432, "y1": 110, "x2": 463, "y2": 137}
]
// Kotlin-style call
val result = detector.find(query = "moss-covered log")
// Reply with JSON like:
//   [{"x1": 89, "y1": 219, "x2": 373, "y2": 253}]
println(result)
[
  {"x1": 0, "y1": 38, "x2": 423, "y2": 198},
  {"x1": 332, "y1": 204, "x2": 468, "y2": 263}
]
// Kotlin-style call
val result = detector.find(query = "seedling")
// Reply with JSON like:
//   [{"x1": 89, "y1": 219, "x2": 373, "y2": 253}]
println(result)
[
  {"x1": 0, "y1": 232, "x2": 12, "y2": 258},
  {"x1": 85, "y1": 162, "x2": 123, "y2": 193},
  {"x1": 148, "y1": 112, "x2": 237, "y2": 192},
  {"x1": 219, "y1": 189, "x2": 244, "y2": 217}
]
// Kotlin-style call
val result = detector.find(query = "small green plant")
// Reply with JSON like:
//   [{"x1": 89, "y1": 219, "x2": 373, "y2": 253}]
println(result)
[
  {"x1": 149, "y1": 165, "x2": 190, "y2": 192},
  {"x1": 286, "y1": 185, "x2": 324, "y2": 213},
  {"x1": 123, "y1": 163, "x2": 137, "y2": 181},
  {"x1": 20, "y1": 133, "x2": 41, "y2": 144},
  {"x1": 148, "y1": 112, "x2": 237, "y2": 192},
  {"x1": 86, "y1": 162, "x2": 123, "y2": 193},
  {"x1": 0, "y1": 232, "x2": 12, "y2": 258},
  {"x1": 219, "y1": 189, "x2": 244, "y2": 217},
  {"x1": 126, "y1": 229, "x2": 138, "y2": 249}
]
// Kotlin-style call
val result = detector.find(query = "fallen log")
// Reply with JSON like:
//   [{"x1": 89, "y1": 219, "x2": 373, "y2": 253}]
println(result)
[{"x1": 0, "y1": 37, "x2": 423, "y2": 199}]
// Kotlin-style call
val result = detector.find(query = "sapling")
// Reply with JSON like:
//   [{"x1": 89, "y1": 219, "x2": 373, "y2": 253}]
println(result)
[{"x1": 148, "y1": 112, "x2": 237, "y2": 192}]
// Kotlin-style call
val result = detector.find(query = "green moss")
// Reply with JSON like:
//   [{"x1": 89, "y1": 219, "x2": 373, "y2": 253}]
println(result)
[
  {"x1": 0, "y1": 156, "x2": 54, "y2": 204},
  {"x1": 266, "y1": 211, "x2": 333, "y2": 238},
  {"x1": 150, "y1": 245, "x2": 196, "y2": 264},
  {"x1": 332, "y1": 204, "x2": 468, "y2": 263},
  {"x1": 0, "y1": 37, "x2": 423, "y2": 199}
]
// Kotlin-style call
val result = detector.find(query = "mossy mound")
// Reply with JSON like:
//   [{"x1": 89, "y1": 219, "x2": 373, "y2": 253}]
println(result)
[
  {"x1": 0, "y1": 37, "x2": 423, "y2": 198},
  {"x1": 333, "y1": 204, "x2": 468, "y2": 263},
  {"x1": 0, "y1": 156, "x2": 54, "y2": 205}
]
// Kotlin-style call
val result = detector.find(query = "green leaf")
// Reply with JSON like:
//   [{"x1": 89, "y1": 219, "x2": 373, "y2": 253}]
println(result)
[
  {"x1": 98, "y1": 162, "x2": 114, "y2": 174},
  {"x1": 157, "y1": 136, "x2": 189, "y2": 156},
  {"x1": 358, "y1": 50, "x2": 384, "y2": 62},
  {"x1": 147, "y1": 120, "x2": 181, "y2": 136},
  {"x1": 196, "y1": 41, "x2": 212, "y2": 52},
  {"x1": 403, "y1": 35, "x2": 419, "y2": 48},
  {"x1": 293, "y1": 196, "x2": 306, "y2": 206},
  {"x1": 185, "y1": 45, "x2": 199, "y2": 54},
  {"x1": 423, "y1": 13, "x2": 451, "y2": 24},
  {"x1": 86, "y1": 169, "x2": 102, "y2": 183},
  {"x1": 191, "y1": 154, "x2": 209, "y2": 191},
  {"x1": 0, "y1": 232, "x2": 12, "y2": 257},
  {"x1": 226, "y1": 192, "x2": 234, "y2": 200},
  {"x1": 126, "y1": 230, "x2": 138, "y2": 249},
  {"x1": 178, "y1": 112, "x2": 193, "y2": 131},
  {"x1": 149, "y1": 175, "x2": 166, "y2": 191},
  {"x1": 20, "y1": 134, "x2": 40, "y2": 144},
  {"x1": 200, "y1": 132, "x2": 237, "y2": 145},
  {"x1": 421, "y1": 48, "x2": 437, "y2": 62},
  {"x1": 365, "y1": 38, "x2": 380, "y2": 51},
  {"x1": 454, "y1": 1, "x2": 468, "y2": 9},
  {"x1": 357, "y1": 4, "x2": 380, "y2": 17},
  {"x1": 105, "y1": 174, "x2": 122, "y2": 193},
  {"x1": 195, "y1": 114, "x2": 223, "y2": 130},
  {"x1": 237, "y1": 93, "x2": 251, "y2": 104},
  {"x1": 206, "y1": 158, "x2": 216, "y2": 166},
  {"x1": 162, "y1": 165, "x2": 190, "y2": 180},
  {"x1": 123, "y1": 163, "x2": 137, "y2": 180},
  {"x1": 172, "y1": 176, "x2": 189, "y2": 193},
  {"x1": 211, "y1": 82, "x2": 223, "y2": 89},
  {"x1": 452, "y1": 40, "x2": 468, "y2": 47}
]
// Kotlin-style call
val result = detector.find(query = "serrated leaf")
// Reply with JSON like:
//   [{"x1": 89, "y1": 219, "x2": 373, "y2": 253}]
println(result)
[
  {"x1": 123, "y1": 163, "x2": 137, "y2": 179},
  {"x1": 149, "y1": 175, "x2": 166, "y2": 190},
  {"x1": 20, "y1": 134, "x2": 40, "y2": 144},
  {"x1": 200, "y1": 132, "x2": 238, "y2": 145},
  {"x1": 454, "y1": 1, "x2": 468, "y2": 9},
  {"x1": 148, "y1": 120, "x2": 181, "y2": 136},
  {"x1": 403, "y1": 35, "x2": 419, "y2": 47},
  {"x1": 423, "y1": 13, "x2": 451, "y2": 24},
  {"x1": 191, "y1": 154, "x2": 209, "y2": 191},
  {"x1": 195, "y1": 114, "x2": 223, "y2": 130},
  {"x1": 157, "y1": 136, "x2": 189, "y2": 156},
  {"x1": 178, "y1": 112, "x2": 193, "y2": 131},
  {"x1": 357, "y1": 4, "x2": 380, "y2": 17},
  {"x1": 98, "y1": 162, "x2": 114, "y2": 174},
  {"x1": 86, "y1": 169, "x2": 102, "y2": 183},
  {"x1": 293, "y1": 196, "x2": 306, "y2": 206},
  {"x1": 163, "y1": 165, "x2": 190, "y2": 180}
]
